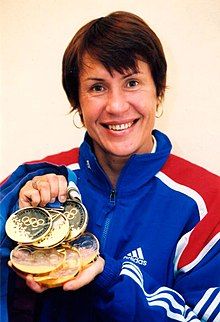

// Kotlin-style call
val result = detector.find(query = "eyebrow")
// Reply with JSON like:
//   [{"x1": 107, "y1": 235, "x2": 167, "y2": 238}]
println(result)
[
  {"x1": 122, "y1": 72, "x2": 139, "y2": 79},
  {"x1": 85, "y1": 77, "x2": 105, "y2": 82},
  {"x1": 85, "y1": 72, "x2": 141, "y2": 82}
]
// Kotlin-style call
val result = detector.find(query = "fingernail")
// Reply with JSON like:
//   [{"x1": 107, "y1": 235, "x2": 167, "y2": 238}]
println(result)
[
  {"x1": 59, "y1": 195, "x2": 66, "y2": 203},
  {"x1": 50, "y1": 198, "x2": 56, "y2": 203},
  {"x1": 63, "y1": 283, "x2": 72, "y2": 291},
  {"x1": 26, "y1": 274, "x2": 33, "y2": 281}
]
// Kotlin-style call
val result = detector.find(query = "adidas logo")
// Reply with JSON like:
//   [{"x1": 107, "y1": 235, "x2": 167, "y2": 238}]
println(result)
[{"x1": 123, "y1": 247, "x2": 147, "y2": 266}]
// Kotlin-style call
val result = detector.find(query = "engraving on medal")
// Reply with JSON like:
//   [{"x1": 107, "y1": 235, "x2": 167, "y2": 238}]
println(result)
[
  {"x1": 70, "y1": 232, "x2": 99, "y2": 267},
  {"x1": 5, "y1": 207, "x2": 52, "y2": 244},
  {"x1": 63, "y1": 200, "x2": 88, "y2": 241},
  {"x1": 32, "y1": 210, "x2": 69, "y2": 248},
  {"x1": 10, "y1": 246, "x2": 66, "y2": 274},
  {"x1": 34, "y1": 248, "x2": 81, "y2": 287}
]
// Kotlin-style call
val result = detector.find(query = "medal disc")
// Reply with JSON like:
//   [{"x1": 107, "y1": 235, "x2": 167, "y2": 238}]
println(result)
[
  {"x1": 5, "y1": 207, "x2": 52, "y2": 244},
  {"x1": 70, "y1": 232, "x2": 99, "y2": 268},
  {"x1": 32, "y1": 210, "x2": 69, "y2": 248},
  {"x1": 34, "y1": 247, "x2": 81, "y2": 287},
  {"x1": 63, "y1": 200, "x2": 88, "y2": 242},
  {"x1": 10, "y1": 246, "x2": 66, "y2": 274}
]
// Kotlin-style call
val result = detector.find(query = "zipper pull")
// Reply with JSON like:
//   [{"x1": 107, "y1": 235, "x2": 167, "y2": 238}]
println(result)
[{"x1": 110, "y1": 189, "x2": 116, "y2": 204}]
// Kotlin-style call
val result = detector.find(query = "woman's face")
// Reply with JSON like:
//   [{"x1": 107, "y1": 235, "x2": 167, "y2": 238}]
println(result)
[{"x1": 78, "y1": 54, "x2": 158, "y2": 159}]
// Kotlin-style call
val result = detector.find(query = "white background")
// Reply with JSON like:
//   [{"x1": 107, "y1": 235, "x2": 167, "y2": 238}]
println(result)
[{"x1": 1, "y1": 0, "x2": 220, "y2": 181}]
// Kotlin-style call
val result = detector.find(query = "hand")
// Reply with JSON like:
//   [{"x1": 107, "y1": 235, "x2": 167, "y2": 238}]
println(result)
[
  {"x1": 8, "y1": 256, "x2": 105, "y2": 293},
  {"x1": 19, "y1": 173, "x2": 68, "y2": 208},
  {"x1": 63, "y1": 256, "x2": 105, "y2": 291},
  {"x1": 8, "y1": 261, "x2": 48, "y2": 293}
]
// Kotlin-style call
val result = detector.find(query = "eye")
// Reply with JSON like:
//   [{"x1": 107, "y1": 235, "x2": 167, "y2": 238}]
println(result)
[
  {"x1": 127, "y1": 80, "x2": 139, "y2": 88},
  {"x1": 91, "y1": 84, "x2": 105, "y2": 92}
]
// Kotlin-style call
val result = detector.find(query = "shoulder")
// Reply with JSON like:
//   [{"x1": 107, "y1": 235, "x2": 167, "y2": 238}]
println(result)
[
  {"x1": 162, "y1": 154, "x2": 219, "y2": 181},
  {"x1": 163, "y1": 155, "x2": 220, "y2": 272},
  {"x1": 161, "y1": 154, "x2": 219, "y2": 201},
  {"x1": 26, "y1": 148, "x2": 80, "y2": 167}
]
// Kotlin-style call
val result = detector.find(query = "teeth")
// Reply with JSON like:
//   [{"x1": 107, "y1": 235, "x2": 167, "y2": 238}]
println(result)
[{"x1": 108, "y1": 122, "x2": 133, "y2": 131}]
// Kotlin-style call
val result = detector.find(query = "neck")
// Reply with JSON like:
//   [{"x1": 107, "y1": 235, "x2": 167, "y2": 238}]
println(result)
[
  {"x1": 94, "y1": 145, "x2": 129, "y2": 188},
  {"x1": 92, "y1": 135, "x2": 155, "y2": 187}
]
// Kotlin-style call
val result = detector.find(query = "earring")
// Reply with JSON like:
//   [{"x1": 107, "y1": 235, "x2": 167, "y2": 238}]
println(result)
[
  {"x1": 156, "y1": 104, "x2": 163, "y2": 118},
  {"x1": 73, "y1": 109, "x2": 84, "y2": 129}
]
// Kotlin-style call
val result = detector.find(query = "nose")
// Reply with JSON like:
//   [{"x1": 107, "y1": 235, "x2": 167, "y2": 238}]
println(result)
[{"x1": 106, "y1": 87, "x2": 129, "y2": 114}]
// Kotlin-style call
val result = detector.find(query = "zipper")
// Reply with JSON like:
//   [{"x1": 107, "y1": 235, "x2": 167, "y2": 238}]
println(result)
[{"x1": 101, "y1": 189, "x2": 116, "y2": 250}]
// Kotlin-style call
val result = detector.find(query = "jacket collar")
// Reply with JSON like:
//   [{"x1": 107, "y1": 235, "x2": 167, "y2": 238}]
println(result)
[{"x1": 79, "y1": 130, "x2": 172, "y2": 195}]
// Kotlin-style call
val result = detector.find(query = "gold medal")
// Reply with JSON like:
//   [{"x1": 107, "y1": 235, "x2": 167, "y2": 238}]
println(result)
[
  {"x1": 32, "y1": 210, "x2": 69, "y2": 248},
  {"x1": 34, "y1": 247, "x2": 81, "y2": 287},
  {"x1": 6, "y1": 196, "x2": 100, "y2": 287},
  {"x1": 70, "y1": 232, "x2": 99, "y2": 268},
  {"x1": 63, "y1": 200, "x2": 88, "y2": 242},
  {"x1": 5, "y1": 207, "x2": 52, "y2": 244},
  {"x1": 10, "y1": 245, "x2": 66, "y2": 274}
]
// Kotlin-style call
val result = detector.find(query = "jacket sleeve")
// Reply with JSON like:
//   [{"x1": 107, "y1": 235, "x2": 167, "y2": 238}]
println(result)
[
  {"x1": 0, "y1": 162, "x2": 70, "y2": 322},
  {"x1": 92, "y1": 243, "x2": 220, "y2": 322}
]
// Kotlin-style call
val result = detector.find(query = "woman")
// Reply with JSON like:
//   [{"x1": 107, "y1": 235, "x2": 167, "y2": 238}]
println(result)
[{"x1": 1, "y1": 11, "x2": 220, "y2": 322}]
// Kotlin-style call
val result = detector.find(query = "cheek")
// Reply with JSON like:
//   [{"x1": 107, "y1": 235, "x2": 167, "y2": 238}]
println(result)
[
  {"x1": 80, "y1": 105, "x2": 98, "y2": 129},
  {"x1": 136, "y1": 101, "x2": 157, "y2": 118},
  {"x1": 80, "y1": 96, "x2": 104, "y2": 123},
  {"x1": 79, "y1": 96, "x2": 92, "y2": 121},
  {"x1": 129, "y1": 90, "x2": 157, "y2": 111}
]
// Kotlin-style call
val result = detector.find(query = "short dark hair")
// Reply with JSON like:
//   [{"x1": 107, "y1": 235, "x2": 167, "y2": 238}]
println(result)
[{"x1": 62, "y1": 11, "x2": 167, "y2": 112}]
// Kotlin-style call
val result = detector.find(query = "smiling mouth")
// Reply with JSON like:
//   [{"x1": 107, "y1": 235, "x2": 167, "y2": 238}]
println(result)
[{"x1": 103, "y1": 120, "x2": 137, "y2": 131}]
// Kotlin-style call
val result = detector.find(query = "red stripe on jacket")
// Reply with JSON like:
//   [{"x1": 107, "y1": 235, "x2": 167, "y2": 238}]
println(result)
[
  {"x1": 162, "y1": 154, "x2": 220, "y2": 270},
  {"x1": 26, "y1": 148, "x2": 80, "y2": 166}
]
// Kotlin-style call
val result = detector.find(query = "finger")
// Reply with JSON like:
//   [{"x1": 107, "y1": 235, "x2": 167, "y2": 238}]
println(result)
[
  {"x1": 19, "y1": 181, "x2": 41, "y2": 208},
  {"x1": 32, "y1": 174, "x2": 67, "y2": 205},
  {"x1": 26, "y1": 274, "x2": 48, "y2": 293},
  {"x1": 32, "y1": 178, "x2": 52, "y2": 207},
  {"x1": 57, "y1": 175, "x2": 68, "y2": 203},
  {"x1": 42, "y1": 174, "x2": 67, "y2": 203},
  {"x1": 63, "y1": 257, "x2": 104, "y2": 291},
  {"x1": 46, "y1": 174, "x2": 59, "y2": 202}
]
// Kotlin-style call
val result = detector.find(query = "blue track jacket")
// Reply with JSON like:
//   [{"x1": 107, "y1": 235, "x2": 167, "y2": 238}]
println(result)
[{"x1": 1, "y1": 130, "x2": 220, "y2": 321}]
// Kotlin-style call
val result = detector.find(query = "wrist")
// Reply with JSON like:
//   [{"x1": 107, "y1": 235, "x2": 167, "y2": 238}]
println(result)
[{"x1": 92, "y1": 254, "x2": 122, "y2": 292}]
